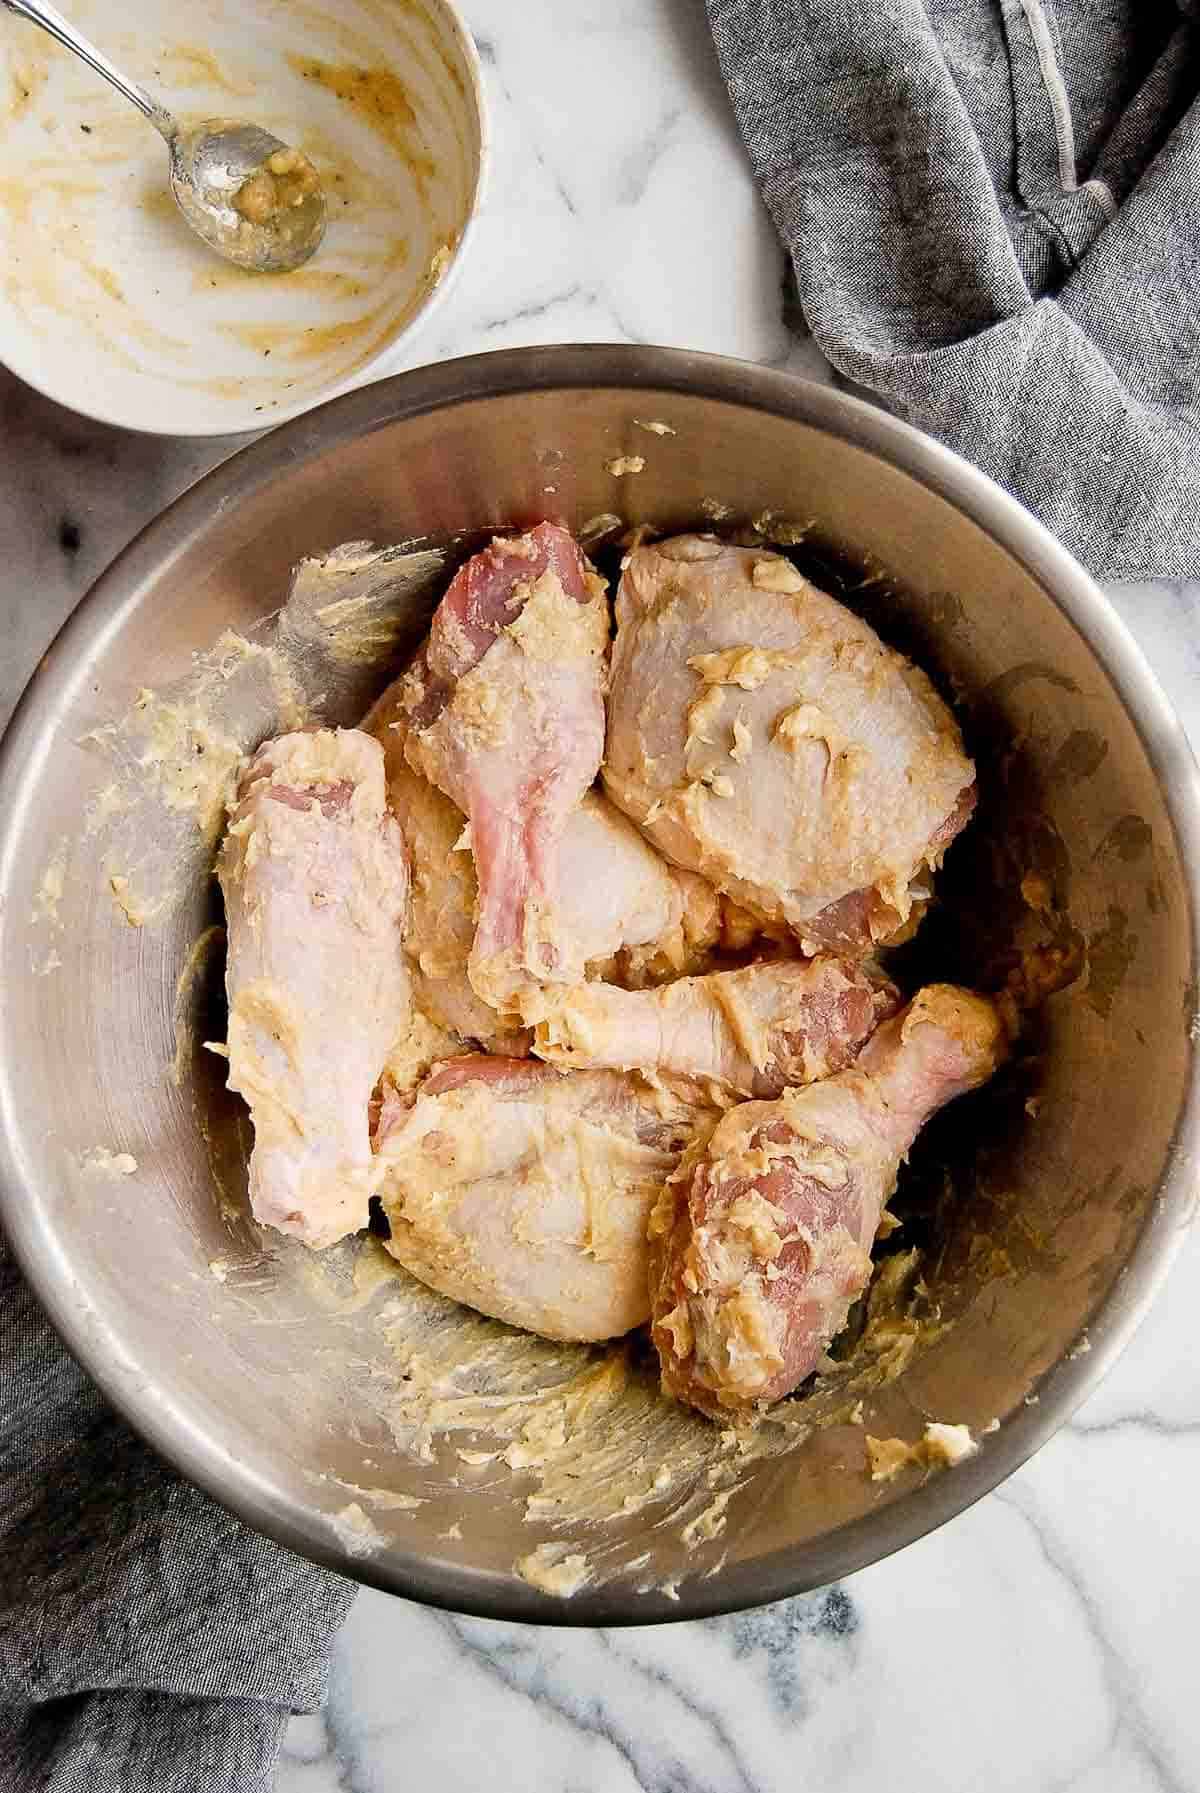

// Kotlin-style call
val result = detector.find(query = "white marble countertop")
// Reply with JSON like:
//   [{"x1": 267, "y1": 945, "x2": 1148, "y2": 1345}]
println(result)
[{"x1": 2, "y1": 2, "x2": 1199, "y2": 1789}]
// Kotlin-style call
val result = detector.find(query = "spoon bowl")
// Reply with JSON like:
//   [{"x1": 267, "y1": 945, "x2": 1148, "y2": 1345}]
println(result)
[{"x1": 170, "y1": 120, "x2": 327, "y2": 275}]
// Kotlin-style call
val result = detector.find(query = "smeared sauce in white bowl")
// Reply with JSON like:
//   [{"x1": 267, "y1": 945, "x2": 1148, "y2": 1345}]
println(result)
[{"x1": 0, "y1": 0, "x2": 485, "y2": 434}]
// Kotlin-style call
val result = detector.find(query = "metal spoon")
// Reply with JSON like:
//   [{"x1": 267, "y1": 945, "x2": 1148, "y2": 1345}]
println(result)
[{"x1": 2, "y1": 0, "x2": 326, "y2": 273}]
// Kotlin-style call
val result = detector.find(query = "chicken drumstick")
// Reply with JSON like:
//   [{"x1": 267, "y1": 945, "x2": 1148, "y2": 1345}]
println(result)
[{"x1": 649, "y1": 985, "x2": 1007, "y2": 1418}]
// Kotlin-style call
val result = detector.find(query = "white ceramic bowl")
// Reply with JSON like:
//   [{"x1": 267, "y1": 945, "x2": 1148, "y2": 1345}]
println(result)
[{"x1": 0, "y1": 0, "x2": 486, "y2": 434}]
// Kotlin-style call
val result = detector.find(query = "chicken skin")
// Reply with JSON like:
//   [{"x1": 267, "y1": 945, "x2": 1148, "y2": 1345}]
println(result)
[
  {"x1": 217, "y1": 729, "x2": 409, "y2": 1249},
  {"x1": 374, "y1": 1056, "x2": 711, "y2": 1342},
  {"x1": 397, "y1": 524, "x2": 611, "y2": 1015},
  {"x1": 603, "y1": 536, "x2": 976, "y2": 952},
  {"x1": 649, "y1": 986, "x2": 1007, "y2": 1418},
  {"x1": 529, "y1": 957, "x2": 899, "y2": 1099},
  {"x1": 363, "y1": 687, "x2": 526, "y2": 1050},
  {"x1": 363, "y1": 676, "x2": 722, "y2": 1046}
]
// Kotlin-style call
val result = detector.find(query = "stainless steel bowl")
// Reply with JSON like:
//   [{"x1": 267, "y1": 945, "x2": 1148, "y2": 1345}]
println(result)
[{"x1": 2, "y1": 346, "x2": 1198, "y2": 1623}]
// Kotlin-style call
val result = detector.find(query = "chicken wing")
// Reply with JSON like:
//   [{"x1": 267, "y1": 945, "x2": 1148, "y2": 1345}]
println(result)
[
  {"x1": 374, "y1": 1056, "x2": 712, "y2": 1342},
  {"x1": 604, "y1": 535, "x2": 976, "y2": 952},
  {"x1": 649, "y1": 985, "x2": 1006, "y2": 1417},
  {"x1": 217, "y1": 729, "x2": 409, "y2": 1250},
  {"x1": 529, "y1": 957, "x2": 898, "y2": 1098},
  {"x1": 396, "y1": 524, "x2": 610, "y2": 1014}
]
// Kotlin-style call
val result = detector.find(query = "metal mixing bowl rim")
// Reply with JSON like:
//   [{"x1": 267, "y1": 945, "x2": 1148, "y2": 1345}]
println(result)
[{"x1": 2, "y1": 344, "x2": 1198, "y2": 1624}]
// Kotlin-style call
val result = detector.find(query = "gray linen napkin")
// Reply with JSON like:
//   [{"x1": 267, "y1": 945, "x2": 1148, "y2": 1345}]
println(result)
[
  {"x1": 0, "y1": 1233, "x2": 355, "y2": 1793},
  {"x1": 706, "y1": 0, "x2": 1200, "y2": 580}
]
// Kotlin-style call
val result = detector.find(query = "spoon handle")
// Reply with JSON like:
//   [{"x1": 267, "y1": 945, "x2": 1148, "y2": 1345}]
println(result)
[{"x1": 2, "y1": 0, "x2": 176, "y2": 140}]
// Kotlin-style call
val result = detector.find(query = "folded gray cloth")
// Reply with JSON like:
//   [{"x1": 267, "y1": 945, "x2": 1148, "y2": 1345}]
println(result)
[
  {"x1": 706, "y1": 0, "x2": 1200, "y2": 580},
  {"x1": 0, "y1": 1232, "x2": 355, "y2": 1793}
]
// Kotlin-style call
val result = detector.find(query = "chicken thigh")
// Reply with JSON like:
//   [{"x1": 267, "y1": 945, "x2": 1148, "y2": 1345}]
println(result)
[
  {"x1": 649, "y1": 985, "x2": 1007, "y2": 1418},
  {"x1": 364, "y1": 675, "x2": 723, "y2": 1045},
  {"x1": 604, "y1": 536, "x2": 976, "y2": 952},
  {"x1": 530, "y1": 957, "x2": 898, "y2": 1098},
  {"x1": 217, "y1": 729, "x2": 409, "y2": 1250},
  {"x1": 374, "y1": 1056, "x2": 711, "y2": 1342},
  {"x1": 396, "y1": 524, "x2": 610, "y2": 1014}
]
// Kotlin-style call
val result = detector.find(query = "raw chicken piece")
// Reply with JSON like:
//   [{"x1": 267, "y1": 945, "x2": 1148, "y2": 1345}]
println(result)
[
  {"x1": 604, "y1": 536, "x2": 976, "y2": 952},
  {"x1": 217, "y1": 729, "x2": 408, "y2": 1250},
  {"x1": 649, "y1": 985, "x2": 1007, "y2": 1418},
  {"x1": 554, "y1": 793, "x2": 724, "y2": 982},
  {"x1": 397, "y1": 524, "x2": 610, "y2": 1013},
  {"x1": 374, "y1": 1056, "x2": 711, "y2": 1342},
  {"x1": 362, "y1": 679, "x2": 722, "y2": 1045},
  {"x1": 364, "y1": 669, "x2": 521, "y2": 1044},
  {"x1": 530, "y1": 958, "x2": 899, "y2": 1098}
]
